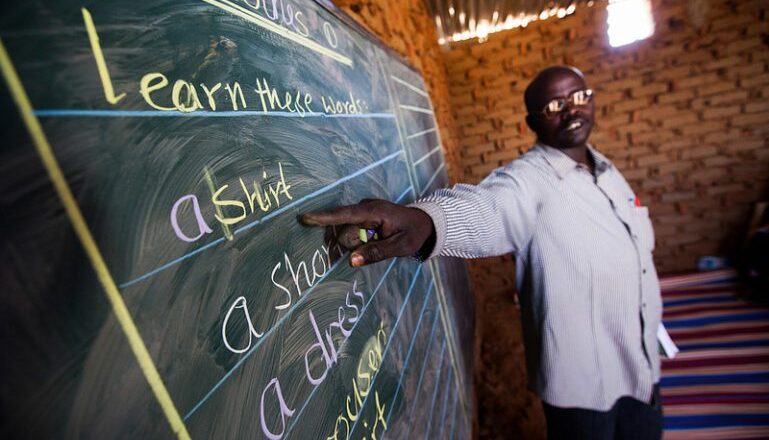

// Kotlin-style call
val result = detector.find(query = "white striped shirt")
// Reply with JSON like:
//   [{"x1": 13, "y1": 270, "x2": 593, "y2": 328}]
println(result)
[{"x1": 413, "y1": 143, "x2": 662, "y2": 411}]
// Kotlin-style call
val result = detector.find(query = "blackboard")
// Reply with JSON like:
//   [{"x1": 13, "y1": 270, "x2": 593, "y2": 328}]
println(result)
[{"x1": 0, "y1": 0, "x2": 474, "y2": 438}]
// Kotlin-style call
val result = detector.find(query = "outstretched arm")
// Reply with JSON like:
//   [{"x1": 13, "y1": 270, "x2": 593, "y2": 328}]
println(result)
[
  {"x1": 413, "y1": 165, "x2": 538, "y2": 259},
  {"x1": 300, "y1": 164, "x2": 538, "y2": 267}
]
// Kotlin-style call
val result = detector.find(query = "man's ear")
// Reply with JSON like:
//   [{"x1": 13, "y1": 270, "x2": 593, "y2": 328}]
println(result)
[{"x1": 525, "y1": 114, "x2": 538, "y2": 133}]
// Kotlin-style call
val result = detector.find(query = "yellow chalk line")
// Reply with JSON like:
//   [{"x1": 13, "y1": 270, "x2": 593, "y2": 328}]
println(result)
[
  {"x1": 203, "y1": 166, "x2": 233, "y2": 241},
  {"x1": 202, "y1": 0, "x2": 353, "y2": 66},
  {"x1": 81, "y1": 7, "x2": 126, "y2": 105},
  {"x1": 0, "y1": 39, "x2": 191, "y2": 440}
]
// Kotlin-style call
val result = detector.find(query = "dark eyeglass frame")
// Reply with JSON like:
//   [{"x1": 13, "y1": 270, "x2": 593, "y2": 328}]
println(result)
[{"x1": 540, "y1": 88, "x2": 594, "y2": 118}]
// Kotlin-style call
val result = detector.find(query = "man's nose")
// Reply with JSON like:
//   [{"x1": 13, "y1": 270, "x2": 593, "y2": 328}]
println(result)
[{"x1": 565, "y1": 102, "x2": 580, "y2": 116}]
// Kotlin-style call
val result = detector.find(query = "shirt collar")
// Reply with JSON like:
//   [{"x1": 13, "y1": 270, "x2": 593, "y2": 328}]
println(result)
[{"x1": 535, "y1": 143, "x2": 612, "y2": 179}]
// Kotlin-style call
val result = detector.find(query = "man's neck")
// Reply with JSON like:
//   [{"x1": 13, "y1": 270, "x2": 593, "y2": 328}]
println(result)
[
  {"x1": 560, "y1": 144, "x2": 590, "y2": 165},
  {"x1": 548, "y1": 143, "x2": 594, "y2": 172}
]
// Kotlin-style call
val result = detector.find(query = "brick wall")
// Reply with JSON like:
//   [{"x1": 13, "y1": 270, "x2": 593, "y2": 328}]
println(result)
[
  {"x1": 448, "y1": 0, "x2": 769, "y2": 273},
  {"x1": 444, "y1": 0, "x2": 769, "y2": 437},
  {"x1": 335, "y1": 0, "x2": 463, "y2": 181}
]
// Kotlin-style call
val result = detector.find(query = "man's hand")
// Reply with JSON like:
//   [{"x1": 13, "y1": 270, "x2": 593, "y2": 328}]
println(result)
[{"x1": 300, "y1": 199, "x2": 435, "y2": 267}]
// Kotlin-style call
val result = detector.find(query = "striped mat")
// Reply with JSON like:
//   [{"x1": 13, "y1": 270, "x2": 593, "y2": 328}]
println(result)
[{"x1": 660, "y1": 269, "x2": 769, "y2": 439}]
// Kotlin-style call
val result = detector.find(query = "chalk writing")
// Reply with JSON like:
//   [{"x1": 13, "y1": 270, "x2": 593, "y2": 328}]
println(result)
[
  {"x1": 241, "y1": 0, "x2": 310, "y2": 37},
  {"x1": 83, "y1": 3, "x2": 349, "y2": 113},
  {"x1": 304, "y1": 281, "x2": 366, "y2": 383},
  {"x1": 84, "y1": 19, "x2": 355, "y2": 116},
  {"x1": 82, "y1": 8, "x2": 126, "y2": 105},
  {"x1": 221, "y1": 296, "x2": 265, "y2": 353},
  {"x1": 170, "y1": 194, "x2": 213, "y2": 242},
  {"x1": 83, "y1": 8, "x2": 364, "y2": 116},
  {"x1": 320, "y1": 90, "x2": 368, "y2": 115},
  {"x1": 136, "y1": 71, "x2": 370, "y2": 116},
  {"x1": 327, "y1": 327, "x2": 388, "y2": 440},
  {"x1": 204, "y1": 166, "x2": 233, "y2": 241},
  {"x1": 139, "y1": 72, "x2": 251, "y2": 112},
  {"x1": 213, "y1": 163, "x2": 293, "y2": 226},
  {"x1": 254, "y1": 78, "x2": 313, "y2": 116},
  {"x1": 84, "y1": 7, "x2": 366, "y2": 117},
  {"x1": 236, "y1": 0, "x2": 344, "y2": 56},
  {"x1": 257, "y1": 280, "x2": 367, "y2": 439},
  {"x1": 272, "y1": 243, "x2": 334, "y2": 311},
  {"x1": 221, "y1": 242, "x2": 347, "y2": 355},
  {"x1": 260, "y1": 377, "x2": 295, "y2": 440},
  {"x1": 170, "y1": 162, "x2": 292, "y2": 243},
  {"x1": 322, "y1": 21, "x2": 339, "y2": 48}
]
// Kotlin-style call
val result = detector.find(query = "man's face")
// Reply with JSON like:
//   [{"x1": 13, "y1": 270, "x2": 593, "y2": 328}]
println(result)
[{"x1": 527, "y1": 71, "x2": 595, "y2": 149}]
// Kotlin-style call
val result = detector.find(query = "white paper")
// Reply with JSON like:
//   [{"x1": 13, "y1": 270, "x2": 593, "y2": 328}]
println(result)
[{"x1": 657, "y1": 323, "x2": 679, "y2": 359}]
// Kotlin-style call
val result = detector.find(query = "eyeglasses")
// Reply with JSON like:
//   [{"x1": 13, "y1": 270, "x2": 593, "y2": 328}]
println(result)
[{"x1": 540, "y1": 89, "x2": 594, "y2": 117}]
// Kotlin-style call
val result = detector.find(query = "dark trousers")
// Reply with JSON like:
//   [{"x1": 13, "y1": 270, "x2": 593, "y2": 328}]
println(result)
[{"x1": 543, "y1": 385, "x2": 663, "y2": 440}]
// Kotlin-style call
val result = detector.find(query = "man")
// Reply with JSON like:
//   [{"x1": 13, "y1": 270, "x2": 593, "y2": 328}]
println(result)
[{"x1": 301, "y1": 66, "x2": 663, "y2": 440}]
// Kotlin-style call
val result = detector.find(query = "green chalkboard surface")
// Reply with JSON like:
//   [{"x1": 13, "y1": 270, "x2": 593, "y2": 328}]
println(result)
[{"x1": 0, "y1": 0, "x2": 474, "y2": 438}]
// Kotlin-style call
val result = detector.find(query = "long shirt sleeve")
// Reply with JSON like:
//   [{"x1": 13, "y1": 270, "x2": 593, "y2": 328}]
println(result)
[{"x1": 410, "y1": 160, "x2": 542, "y2": 259}]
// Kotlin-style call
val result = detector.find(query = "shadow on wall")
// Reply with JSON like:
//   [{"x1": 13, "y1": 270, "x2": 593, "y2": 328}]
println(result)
[{"x1": 469, "y1": 256, "x2": 547, "y2": 439}]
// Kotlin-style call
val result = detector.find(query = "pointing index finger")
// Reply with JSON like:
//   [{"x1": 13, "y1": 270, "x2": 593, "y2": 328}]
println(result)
[{"x1": 300, "y1": 204, "x2": 376, "y2": 227}]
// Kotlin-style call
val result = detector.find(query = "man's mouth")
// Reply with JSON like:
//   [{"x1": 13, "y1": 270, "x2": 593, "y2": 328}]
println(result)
[{"x1": 566, "y1": 119, "x2": 585, "y2": 131}]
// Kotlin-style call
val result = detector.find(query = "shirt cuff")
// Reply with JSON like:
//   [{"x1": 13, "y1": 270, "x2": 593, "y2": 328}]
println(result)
[{"x1": 407, "y1": 201, "x2": 447, "y2": 260}]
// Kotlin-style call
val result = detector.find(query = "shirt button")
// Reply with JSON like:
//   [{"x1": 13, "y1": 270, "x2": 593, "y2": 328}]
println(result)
[
  {"x1": 643, "y1": 302, "x2": 647, "y2": 308},
  {"x1": 643, "y1": 268, "x2": 647, "y2": 274}
]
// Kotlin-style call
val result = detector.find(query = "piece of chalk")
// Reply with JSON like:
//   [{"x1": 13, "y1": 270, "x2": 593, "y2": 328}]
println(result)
[{"x1": 359, "y1": 228, "x2": 378, "y2": 243}]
